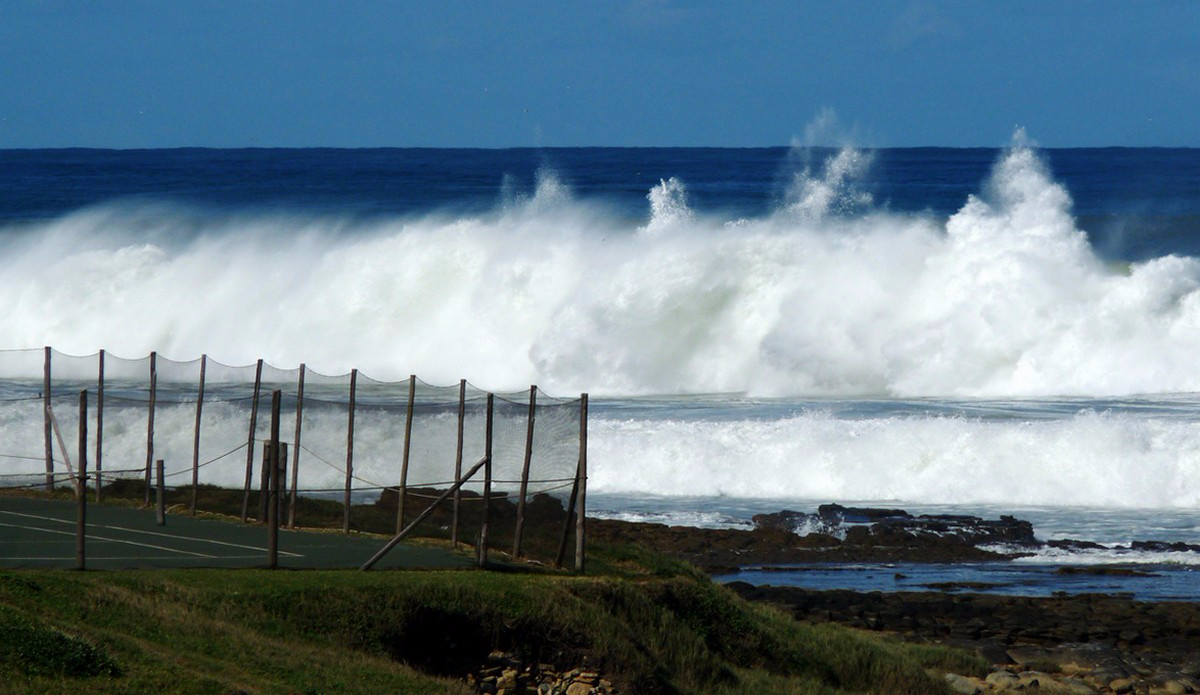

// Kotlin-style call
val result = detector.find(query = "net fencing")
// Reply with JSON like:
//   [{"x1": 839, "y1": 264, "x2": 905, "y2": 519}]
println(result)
[{"x1": 0, "y1": 347, "x2": 587, "y2": 565}]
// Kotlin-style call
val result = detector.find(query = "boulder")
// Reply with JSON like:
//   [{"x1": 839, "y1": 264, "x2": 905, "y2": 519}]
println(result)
[{"x1": 944, "y1": 672, "x2": 983, "y2": 694}]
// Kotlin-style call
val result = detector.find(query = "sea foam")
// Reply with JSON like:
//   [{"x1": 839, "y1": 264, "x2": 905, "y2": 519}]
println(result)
[
  {"x1": 5, "y1": 141, "x2": 1200, "y2": 513},
  {"x1": 2, "y1": 140, "x2": 1198, "y2": 398}
]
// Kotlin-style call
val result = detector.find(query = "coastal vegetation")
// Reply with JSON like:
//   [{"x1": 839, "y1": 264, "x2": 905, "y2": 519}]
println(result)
[{"x1": 0, "y1": 545, "x2": 987, "y2": 694}]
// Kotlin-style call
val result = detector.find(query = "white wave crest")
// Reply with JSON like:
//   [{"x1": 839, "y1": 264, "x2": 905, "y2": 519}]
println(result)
[
  {"x1": 640, "y1": 177, "x2": 693, "y2": 237},
  {"x1": 2, "y1": 141, "x2": 1200, "y2": 398}
]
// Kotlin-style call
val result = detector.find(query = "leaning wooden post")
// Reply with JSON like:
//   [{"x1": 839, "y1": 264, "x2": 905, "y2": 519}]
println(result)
[
  {"x1": 267, "y1": 390, "x2": 282, "y2": 568},
  {"x1": 95, "y1": 350, "x2": 104, "y2": 503},
  {"x1": 555, "y1": 475, "x2": 579, "y2": 569},
  {"x1": 512, "y1": 385, "x2": 537, "y2": 559},
  {"x1": 479, "y1": 393, "x2": 493, "y2": 567},
  {"x1": 241, "y1": 359, "x2": 263, "y2": 522},
  {"x1": 43, "y1": 346, "x2": 52, "y2": 492},
  {"x1": 361, "y1": 456, "x2": 487, "y2": 571},
  {"x1": 288, "y1": 364, "x2": 305, "y2": 528},
  {"x1": 343, "y1": 369, "x2": 357, "y2": 534},
  {"x1": 575, "y1": 393, "x2": 588, "y2": 573},
  {"x1": 155, "y1": 459, "x2": 165, "y2": 526},
  {"x1": 396, "y1": 374, "x2": 416, "y2": 533},
  {"x1": 76, "y1": 389, "x2": 88, "y2": 571},
  {"x1": 145, "y1": 351, "x2": 157, "y2": 506},
  {"x1": 190, "y1": 354, "x2": 206, "y2": 515},
  {"x1": 451, "y1": 379, "x2": 466, "y2": 547}
]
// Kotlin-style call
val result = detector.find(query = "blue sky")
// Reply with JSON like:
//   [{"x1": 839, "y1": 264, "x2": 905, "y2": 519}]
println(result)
[{"x1": 1, "y1": 1, "x2": 1196, "y2": 148}]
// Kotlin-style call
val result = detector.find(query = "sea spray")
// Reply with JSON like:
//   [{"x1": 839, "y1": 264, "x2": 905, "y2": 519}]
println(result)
[
  {"x1": 2, "y1": 143, "x2": 1200, "y2": 532},
  {"x1": 2, "y1": 142, "x2": 1200, "y2": 397},
  {"x1": 587, "y1": 403, "x2": 1200, "y2": 508}
]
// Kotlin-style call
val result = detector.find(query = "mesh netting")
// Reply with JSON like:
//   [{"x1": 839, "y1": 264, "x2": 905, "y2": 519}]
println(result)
[{"x1": 0, "y1": 348, "x2": 585, "y2": 562}]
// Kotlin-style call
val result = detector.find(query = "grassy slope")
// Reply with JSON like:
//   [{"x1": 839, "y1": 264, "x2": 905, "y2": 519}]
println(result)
[{"x1": 0, "y1": 548, "x2": 987, "y2": 695}]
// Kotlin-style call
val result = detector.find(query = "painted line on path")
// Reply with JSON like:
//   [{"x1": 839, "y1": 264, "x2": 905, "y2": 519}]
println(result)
[{"x1": 0, "y1": 509, "x2": 303, "y2": 557}]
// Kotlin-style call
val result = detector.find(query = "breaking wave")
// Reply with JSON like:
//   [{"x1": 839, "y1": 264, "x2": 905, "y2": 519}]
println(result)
[{"x1": 1, "y1": 137, "x2": 1199, "y2": 398}]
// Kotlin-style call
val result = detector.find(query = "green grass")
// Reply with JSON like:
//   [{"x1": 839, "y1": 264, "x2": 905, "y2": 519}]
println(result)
[
  {"x1": 0, "y1": 556, "x2": 988, "y2": 695},
  {"x1": 0, "y1": 602, "x2": 120, "y2": 679}
]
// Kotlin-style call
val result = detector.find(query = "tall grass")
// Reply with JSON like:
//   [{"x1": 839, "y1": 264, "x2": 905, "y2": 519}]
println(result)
[{"x1": 0, "y1": 565, "x2": 986, "y2": 694}]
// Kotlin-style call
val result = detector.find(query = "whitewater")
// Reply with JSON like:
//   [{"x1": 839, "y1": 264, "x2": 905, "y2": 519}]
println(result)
[{"x1": 1, "y1": 139, "x2": 1199, "y2": 566}]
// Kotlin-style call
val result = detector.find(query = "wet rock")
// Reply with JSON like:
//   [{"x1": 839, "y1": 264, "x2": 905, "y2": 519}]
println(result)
[
  {"x1": 817, "y1": 503, "x2": 911, "y2": 523},
  {"x1": 1131, "y1": 540, "x2": 1200, "y2": 553},
  {"x1": 590, "y1": 517, "x2": 1008, "y2": 569},
  {"x1": 1047, "y1": 539, "x2": 1108, "y2": 551},
  {"x1": 752, "y1": 505, "x2": 1037, "y2": 547}
]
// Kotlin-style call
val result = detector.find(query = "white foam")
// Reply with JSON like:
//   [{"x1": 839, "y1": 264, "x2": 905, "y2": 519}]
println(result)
[
  {"x1": 1002, "y1": 545, "x2": 1200, "y2": 566},
  {"x1": 2, "y1": 138, "x2": 1200, "y2": 400},
  {"x1": 587, "y1": 509, "x2": 752, "y2": 530},
  {"x1": 588, "y1": 409, "x2": 1200, "y2": 508}
]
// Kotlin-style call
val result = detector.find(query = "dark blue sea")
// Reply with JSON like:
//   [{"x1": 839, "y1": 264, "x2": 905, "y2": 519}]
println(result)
[
  {"x1": 2, "y1": 143, "x2": 1200, "y2": 596},
  {"x1": 3, "y1": 147, "x2": 1199, "y2": 262}
]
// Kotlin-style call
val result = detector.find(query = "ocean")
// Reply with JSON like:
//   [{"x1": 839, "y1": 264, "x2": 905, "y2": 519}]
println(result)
[{"x1": 2, "y1": 141, "x2": 1199, "y2": 596}]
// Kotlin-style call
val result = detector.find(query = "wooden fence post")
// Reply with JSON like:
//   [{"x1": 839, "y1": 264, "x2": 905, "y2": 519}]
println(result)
[
  {"x1": 96, "y1": 349, "x2": 104, "y2": 503},
  {"x1": 397, "y1": 374, "x2": 415, "y2": 533},
  {"x1": 278, "y1": 442, "x2": 288, "y2": 522},
  {"x1": 343, "y1": 369, "x2": 357, "y2": 534},
  {"x1": 289, "y1": 364, "x2": 305, "y2": 528},
  {"x1": 43, "y1": 346, "x2": 52, "y2": 492},
  {"x1": 512, "y1": 385, "x2": 537, "y2": 558},
  {"x1": 76, "y1": 389, "x2": 87, "y2": 571},
  {"x1": 555, "y1": 476, "x2": 578, "y2": 569},
  {"x1": 480, "y1": 393, "x2": 493, "y2": 567},
  {"x1": 145, "y1": 351, "x2": 157, "y2": 506},
  {"x1": 451, "y1": 379, "x2": 466, "y2": 547},
  {"x1": 267, "y1": 390, "x2": 281, "y2": 568},
  {"x1": 258, "y1": 442, "x2": 271, "y2": 521},
  {"x1": 575, "y1": 393, "x2": 588, "y2": 573},
  {"x1": 156, "y1": 459, "x2": 165, "y2": 526},
  {"x1": 191, "y1": 354, "x2": 206, "y2": 515},
  {"x1": 241, "y1": 359, "x2": 263, "y2": 522}
]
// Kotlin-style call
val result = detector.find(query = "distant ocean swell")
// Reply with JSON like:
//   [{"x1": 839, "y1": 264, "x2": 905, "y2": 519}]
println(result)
[{"x1": 1, "y1": 141, "x2": 1198, "y2": 399}]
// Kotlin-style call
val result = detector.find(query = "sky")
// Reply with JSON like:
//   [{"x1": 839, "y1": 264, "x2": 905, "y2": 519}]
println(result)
[{"x1": 0, "y1": 0, "x2": 1197, "y2": 148}]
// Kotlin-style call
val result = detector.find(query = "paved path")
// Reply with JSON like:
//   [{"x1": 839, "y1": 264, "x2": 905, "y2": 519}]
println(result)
[{"x1": 0, "y1": 493, "x2": 473, "y2": 570}]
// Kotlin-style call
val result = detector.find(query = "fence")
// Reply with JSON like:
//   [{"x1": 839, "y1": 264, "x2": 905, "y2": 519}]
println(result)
[{"x1": 0, "y1": 347, "x2": 588, "y2": 570}]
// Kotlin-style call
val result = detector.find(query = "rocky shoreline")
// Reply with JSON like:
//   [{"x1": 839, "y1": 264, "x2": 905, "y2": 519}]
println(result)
[
  {"x1": 591, "y1": 503, "x2": 1199, "y2": 574},
  {"x1": 728, "y1": 584, "x2": 1200, "y2": 694},
  {"x1": 592, "y1": 504, "x2": 1200, "y2": 693}
]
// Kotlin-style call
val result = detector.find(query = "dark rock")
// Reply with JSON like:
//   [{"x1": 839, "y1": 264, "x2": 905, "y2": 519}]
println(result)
[
  {"x1": 753, "y1": 504, "x2": 1036, "y2": 550},
  {"x1": 817, "y1": 503, "x2": 911, "y2": 523},
  {"x1": 1048, "y1": 538, "x2": 1109, "y2": 551},
  {"x1": 920, "y1": 582, "x2": 1010, "y2": 592},
  {"x1": 589, "y1": 517, "x2": 1010, "y2": 571},
  {"x1": 1130, "y1": 540, "x2": 1200, "y2": 553},
  {"x1": 750, "y1": 509, "x2": 811, "y2": 533},
  {"x1": 794, "y1": 532, "x2": 841, "y2": 548}
]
